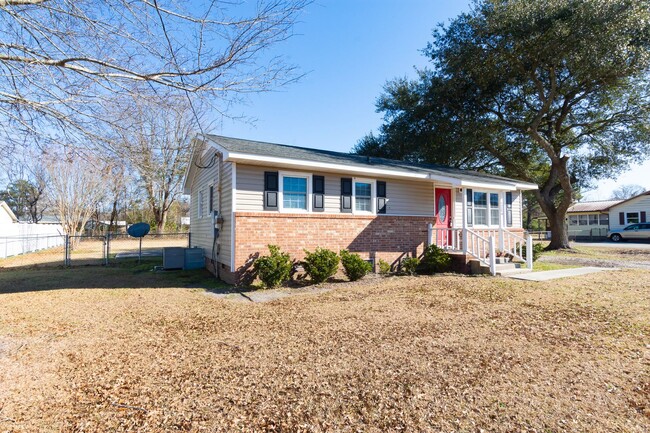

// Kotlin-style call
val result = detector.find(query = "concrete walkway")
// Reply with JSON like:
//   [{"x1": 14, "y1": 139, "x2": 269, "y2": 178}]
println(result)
[{"x1": 506, "y1": 266, "x2": 619, "y2": 282}]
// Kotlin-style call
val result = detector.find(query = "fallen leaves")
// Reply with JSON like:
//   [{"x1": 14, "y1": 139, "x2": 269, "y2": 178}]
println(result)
[{"x1": 0, "y1": 270, "x2": 648, "y2": 432}]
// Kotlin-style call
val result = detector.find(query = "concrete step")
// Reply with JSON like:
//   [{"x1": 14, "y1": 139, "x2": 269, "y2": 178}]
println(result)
[
  {"x1": 496, "y1": 267, "x2": 533, "y2": 277},
  {"x1": 469, "y1": 259, "x2": 532, "y2": 276}
]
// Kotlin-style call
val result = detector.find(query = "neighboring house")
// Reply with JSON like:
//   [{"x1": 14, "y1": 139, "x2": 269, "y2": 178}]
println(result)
[
  {"x1": 0, "y1": 201, "x2": 18, "y2": 224},
  {"x1": 0, "y1": 202, "x2": 65, "y2": 259},
  {"x1": 183, "y1": 135, "x2": 538, "y2": 284},
  {"x1": 607, "y1": 191, "x2": 650, "y2": 232},
  {"x1": 85, "y1": 220, "x2": 127, "y2": 232},
  {"x1": 566, "y1": 200, "x2": 622, "y2": 240},
  {"x1": 560, "y1": 191, "x2": 649, "y2": 241}
]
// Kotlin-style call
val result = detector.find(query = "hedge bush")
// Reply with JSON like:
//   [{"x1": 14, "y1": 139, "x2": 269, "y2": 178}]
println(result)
[
  {"x1": 302, "y1": 247, "x2": 340, "y2": 284},
  {"x1": 401, "y1": 257, "x2": 420, "y2": 276},
  {"x1": 378, "y1": 259, "x2": 392, "y2": 275},
  {"x1": 340, "y1": 250, "x2": 372, "y2": 281},
  {"x1": 253, "y1": 245, "x2": 292, "y2": 288},
  {"x1": 522, "y1": 242, "x2": 545, "y2": 262},
  {"x1": 421, "y1": 244, "x2": 452, "y2": 273}
]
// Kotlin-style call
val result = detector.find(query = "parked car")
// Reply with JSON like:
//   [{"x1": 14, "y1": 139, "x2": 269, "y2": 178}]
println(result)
[{"x1": 608, "y1": 223, "x2": 650, "y2": 242}]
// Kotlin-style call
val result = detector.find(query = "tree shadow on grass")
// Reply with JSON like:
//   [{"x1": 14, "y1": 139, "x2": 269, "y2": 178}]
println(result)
[{"x1": 0, "y1": 259, "x2": 236, "y2": 295}]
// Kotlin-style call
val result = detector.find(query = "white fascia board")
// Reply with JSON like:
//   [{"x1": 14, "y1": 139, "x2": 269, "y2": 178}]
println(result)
[
  {"x1": 514, "y1": 183, "x2": 539, "y2": 191},
  {"x1": 226, "y1": 152, "x2": 430, "y2": 180}
]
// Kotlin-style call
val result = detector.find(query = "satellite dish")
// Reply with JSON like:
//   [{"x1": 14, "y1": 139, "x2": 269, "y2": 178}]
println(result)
[{"x1": 127, "y1": 222, "x2": 150, "y2": 238}]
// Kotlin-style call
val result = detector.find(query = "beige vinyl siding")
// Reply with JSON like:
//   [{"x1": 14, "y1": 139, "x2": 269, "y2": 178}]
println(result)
[
  {"x1": 608, "y1": 194, "x2": 650, "y2": 231},
  {"x1": 189, "y1": 155, "x2": 232, "y2": 267},
  {"x1": 219, "y1": 162, "x2": 232, "y2": 267},
  {"x1": 235, "y1": 164, "x2": 436, "y2": 216},
  {"x1": 236, "y1": 164, "x2": 264, "y2": 212},
  {"x1": 384, "y1": 178, "x2": 434, "y2": 216},
  {"x1": 454, "y1": 188, "x2": 464, "y2": 227},
  {"x1": 511, "y1": 190, "x2": 522, "y2": 229}
]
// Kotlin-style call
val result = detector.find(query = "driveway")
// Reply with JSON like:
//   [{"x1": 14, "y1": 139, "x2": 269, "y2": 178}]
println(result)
[{"x1": 572, "y1": 241, "x2": 650, "y2": 250}]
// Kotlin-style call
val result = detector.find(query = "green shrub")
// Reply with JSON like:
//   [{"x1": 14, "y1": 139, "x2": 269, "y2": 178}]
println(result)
[
  {"x1": 522, "y1": 242, "x2": 545, "y2": 262},
  {"x1": 401, "y1": 257, "x2": 420, "y2": 276},
  {"x1": 253, "y1": 245, "x2": 293, "y2": 289},
  {"x1": 421, "y1": 244, "x2": 452, "y2": 273},
  {"x1": 302, "y1": 247, "x2": 340, "y2": 284},
  {"x1": 339, "y1": 250, "x2": 372, "y2": 281},
  {"x1": 378, "y1": 259, "x2": 392, "y2": 275}
]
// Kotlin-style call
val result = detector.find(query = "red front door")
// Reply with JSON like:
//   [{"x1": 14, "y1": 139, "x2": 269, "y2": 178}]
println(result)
[{"x1": 434, "y1": 188, "x2": 452, "y2": 247}]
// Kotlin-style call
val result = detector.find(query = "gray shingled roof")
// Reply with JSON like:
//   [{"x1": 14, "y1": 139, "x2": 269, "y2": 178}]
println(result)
[{"x1": 205, "y1": 134, "x2": 537, "y2": 187}]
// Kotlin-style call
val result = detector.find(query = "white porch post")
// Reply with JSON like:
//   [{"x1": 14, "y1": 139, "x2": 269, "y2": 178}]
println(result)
[
  {"x1": 461, "y1": 187, "x2": 468, "y2": 254},
  {"x1": 526, "y1": 234, "x2": 533, "y2": 270},
  {"x1": 498, "y1": 192, "x2": 505, "y2": 252},
  {"x1": 427, "y1": 223, "x2": 433, "y2": 247},
  {"x1": 489, "y1": 236, "x2": 496, "y2": 276}
]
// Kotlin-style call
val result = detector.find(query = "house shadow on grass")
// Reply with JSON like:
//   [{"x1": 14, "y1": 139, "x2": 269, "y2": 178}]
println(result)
[{"x1": 0, "y1": 259, "x2": 237, "y2": 295}]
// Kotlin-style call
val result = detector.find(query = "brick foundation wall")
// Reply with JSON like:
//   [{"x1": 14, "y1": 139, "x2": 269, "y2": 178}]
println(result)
[
  {"x1": 204, "y1": 257, "x2": 238, "y2": 285},
  {"x1": 232, "y1": 212, "x2": 435, "y2": 283}
]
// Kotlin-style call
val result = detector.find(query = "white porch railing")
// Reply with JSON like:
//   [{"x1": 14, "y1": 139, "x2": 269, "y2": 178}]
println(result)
[{"x1": 427, "y1": 224, "x2": 533, "y2": 276}]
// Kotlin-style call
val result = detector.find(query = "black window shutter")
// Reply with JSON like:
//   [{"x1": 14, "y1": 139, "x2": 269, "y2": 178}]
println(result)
[
  {"x1": 313, "y1": 175, "x2": 325, "y2": 211},
  {"x1": 641, "y1": 211, "x2": 647, "y2": 223},
  {"x1": 466, "y1": 188, "x2": 473, "y2": 226},
  {"x1": 209, "y1": 185, "x2": 214, "y2": 213},
  {"x1": 619, "y1": 212, "x2": 625, "y2": 225},
  {"x1": 264, "y1": 171, "x2": 279, "y2": 210},
  {"x1": 341, "y1": 178, "x2": 352, "y2": 213},
  {"x1": 377, "y1": 181, "x2": 387, "y2": 214},
  {"x1": 505, "y1": 191, "x2": 513, "y2": 227}
]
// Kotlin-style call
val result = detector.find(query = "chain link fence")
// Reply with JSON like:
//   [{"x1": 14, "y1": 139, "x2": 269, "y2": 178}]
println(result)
[{"x1": 0, "y1": 232, "x2": 190, "y2": 269}]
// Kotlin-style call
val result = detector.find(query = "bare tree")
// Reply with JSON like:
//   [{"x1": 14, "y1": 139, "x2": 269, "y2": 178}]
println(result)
[
  {"x1": 611, "y1": 184, "x2": 646, "y2": 200},
  {"x1": 108, "y1": 93, "x2": 201, "y2": 232},
  {"x1": 0, "y1": 0, "x2": 308, "y2": 152},
  {"x1": 0, "y1": 152, "x2": 49, "y2": 222},
  {"x1": 45, "y1": 152, "x2": 110, "y2": 242}
]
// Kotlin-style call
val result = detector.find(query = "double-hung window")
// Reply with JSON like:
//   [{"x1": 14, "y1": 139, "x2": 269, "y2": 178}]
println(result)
[
  {"x1": 355, "y1": 181, "x2": 372, "y2": 212},
  {"x1": 473, "y1": 192, "x2": 488, "y2": 225},
  {"x1": 282, "y1": 175, "x2": 308, "y2": 210},
  {"x1": 489, "y1": 193, "x2": 499, "y2": 226},
  {"x1": 627, "y1": 212, "x2": 640, "y2": 224}
]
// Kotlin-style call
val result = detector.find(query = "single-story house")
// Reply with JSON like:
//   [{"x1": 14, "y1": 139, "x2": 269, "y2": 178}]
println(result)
[
  {"x1": 565, "y1": 200, "x2": 622, "y2": 240},
  {"x1": 559, "y1": 192, "x2": 649, "y2": 240},
  {"x1": 0, "y1": 201, "x2": 18, "y2": 224},
  {"x1": 608, "y1": 191, "x2": 649, "y2": 231},
  {"x1": 183, "y1": 135, "x2": 538, "y2": 284},
  {"x1": 0, "y1": 202, "x2": 65, "y2": 259}
]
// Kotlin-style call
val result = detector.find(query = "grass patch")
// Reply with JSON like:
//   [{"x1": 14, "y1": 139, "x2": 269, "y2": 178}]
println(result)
[
  {"x1": 0, "y1": 268, "x2": 648, "y2": 431},
  {"x1": 0, "y1": 260, "x2": 231, "y2": 294},
  {"x1": 532, "y1": 261, "x2": 579, "y2": 272}
]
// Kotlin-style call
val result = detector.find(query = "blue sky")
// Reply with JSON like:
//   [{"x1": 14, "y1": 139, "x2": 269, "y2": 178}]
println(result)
[{"x1": 221, "y1": 0, "x2": 649, "y2": 200}]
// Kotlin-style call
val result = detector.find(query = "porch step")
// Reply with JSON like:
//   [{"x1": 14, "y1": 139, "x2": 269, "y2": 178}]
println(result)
[{"x1": 469, "y1": 259, "x2": 532, "y2": 276}]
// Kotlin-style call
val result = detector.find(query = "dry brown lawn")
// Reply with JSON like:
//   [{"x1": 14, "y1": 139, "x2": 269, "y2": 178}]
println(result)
[{"x1": 0, "y1": 267, "x2": 649, "y2": 432}]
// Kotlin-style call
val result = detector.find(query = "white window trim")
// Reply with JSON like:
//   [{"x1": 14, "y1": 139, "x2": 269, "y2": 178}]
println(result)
[
  {"x1": 352, "y1": 178, "x2": 376, "y2": 215},
  {"x1": 279, "y1": 171, "x2": 312, "y2": 213},
  {"x1": 471, "y1": 190, "x2": 501, "y2": 228},
  {"x1": 626, "y1": 212, "x2": 640, "y2": 224}
]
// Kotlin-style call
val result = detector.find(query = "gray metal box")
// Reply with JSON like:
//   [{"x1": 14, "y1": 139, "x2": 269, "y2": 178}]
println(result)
[
  {"x1": 163, "y1": 247, "x2": 185, "y2": 270},
  {"x1": 183, "y1": 248, "x2": 205, "y2": 270}
]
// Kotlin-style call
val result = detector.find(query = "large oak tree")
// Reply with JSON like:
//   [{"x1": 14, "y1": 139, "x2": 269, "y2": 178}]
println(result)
[{"x1": 356, "y1": 0, "x2": 650, "y2": 249}]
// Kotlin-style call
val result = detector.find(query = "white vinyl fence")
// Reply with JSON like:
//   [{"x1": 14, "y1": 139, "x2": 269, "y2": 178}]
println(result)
[{"x1": 0, "y1": 223, "x2": 65, "y2": 259}]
